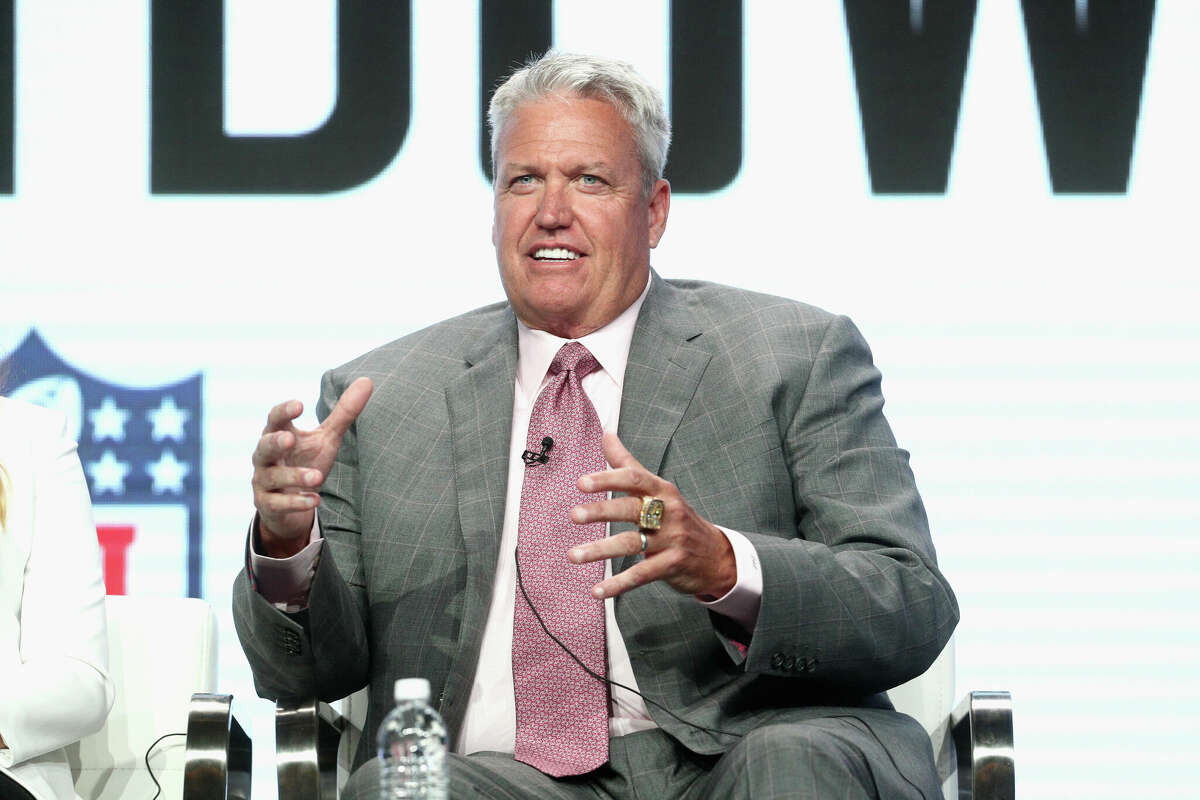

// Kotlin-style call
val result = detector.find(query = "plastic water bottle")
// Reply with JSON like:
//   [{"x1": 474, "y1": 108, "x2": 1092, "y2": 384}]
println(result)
[{"x1": 377, "y1": 677, "x2": 449, "y2": 799}]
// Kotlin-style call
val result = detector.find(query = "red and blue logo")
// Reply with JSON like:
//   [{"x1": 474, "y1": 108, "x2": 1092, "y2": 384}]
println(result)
[{"x1": 5, "y1": 330, "x2": 203, "y2": 598}]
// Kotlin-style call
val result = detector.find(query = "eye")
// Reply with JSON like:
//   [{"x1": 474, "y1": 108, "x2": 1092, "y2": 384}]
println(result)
[
  {"x1": 579, "y1": 174, "x2": 601, "y2": 186},
  {"x1": 506, "y1": 174, "x2": 540, "y2": 193}
]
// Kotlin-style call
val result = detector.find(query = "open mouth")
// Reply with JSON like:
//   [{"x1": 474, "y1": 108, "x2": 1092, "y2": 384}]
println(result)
[{"x1": 531, "y1": 247, "x2": 582, "y2": 261}]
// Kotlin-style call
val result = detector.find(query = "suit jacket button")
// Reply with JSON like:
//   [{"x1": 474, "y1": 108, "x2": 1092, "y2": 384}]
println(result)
[
  {"x1": 795, "y1": 657, "x2": 808, "y2": 672},
  {"x1": 770, "y1": 652, "x2": 784, "y2": 669},
  {"x1": 275, "y1": 627, "x2": 302, "y2": 656},
  {"x1": 782, "y1": 655, "x2": 796, "y2": 671}
]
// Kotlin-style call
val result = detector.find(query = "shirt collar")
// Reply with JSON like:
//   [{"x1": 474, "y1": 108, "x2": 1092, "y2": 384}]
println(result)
[{"x1": 515, "y1": 275, "x2": 651, "y2": 404}]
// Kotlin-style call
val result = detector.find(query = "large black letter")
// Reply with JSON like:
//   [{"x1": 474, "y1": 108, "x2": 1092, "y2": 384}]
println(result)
[
  {"x1": 1021, "y1": 1, "x2": 1154, "y2": 193},
  {"x1": 152, "y1": 0, "x2": 410, "y2": 194},
  {"x1": 1, "y1": 0, "x2": 12, "y2": 195},
  {"x1": 668, "y1": 0, "x2": 742, "y2": 193},
  {"x1": 478, "y1": 0, "x2": 552, "y2": 184},
  {"x1": 478, "y1": 0, "x2": 743, "y2": 194},
  {"x1": 843, "y1": 0, "x2": 977, "y2": 194}
]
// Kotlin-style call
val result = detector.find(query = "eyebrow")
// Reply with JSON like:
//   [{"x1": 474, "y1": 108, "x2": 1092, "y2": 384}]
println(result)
[
  {"x1": 500, "y1": 161, "x2": 614, "y2": 176},
  {"x1": 571, "y1": 161, "x2": 613, "y2": 175},
  {"x1": 500, "y1": 163, "x2": 537, "y2": 176}
]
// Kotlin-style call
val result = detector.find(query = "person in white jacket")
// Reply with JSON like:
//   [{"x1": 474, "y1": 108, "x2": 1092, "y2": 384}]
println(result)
[{"x1": 0, "y1": 396, "x2": 114, "y2": 800}]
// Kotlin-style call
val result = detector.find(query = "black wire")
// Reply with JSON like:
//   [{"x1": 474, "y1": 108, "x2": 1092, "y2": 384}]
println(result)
[
  {"x1": 143, "y1": 732, "x2": 187, "y2": 800},
  {"x1": 513, "y1": 547, "x2": 742, "y2": 741}
]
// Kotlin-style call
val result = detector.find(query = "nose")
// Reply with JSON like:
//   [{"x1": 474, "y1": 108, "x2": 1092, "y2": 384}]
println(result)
[{"x1": 535, "y1": 180, "x2": 573, "y2": 230}]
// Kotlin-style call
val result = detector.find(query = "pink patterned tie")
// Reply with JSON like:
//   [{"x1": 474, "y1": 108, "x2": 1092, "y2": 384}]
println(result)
[{"x1": 512, "y1": 341, "x2": 609, "y2": 777}]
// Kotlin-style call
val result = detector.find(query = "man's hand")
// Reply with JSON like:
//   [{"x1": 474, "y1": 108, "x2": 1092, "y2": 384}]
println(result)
[
  {"x1": 568, "y1": 432, "x2": 736, "y2": 601},
  {"x1": 250, "y1": 377, "x2": 373, "y2": 557}
]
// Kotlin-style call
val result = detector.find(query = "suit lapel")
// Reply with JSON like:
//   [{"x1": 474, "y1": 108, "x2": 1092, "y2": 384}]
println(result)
[
  {"x1": 442, "y1": 309, "x2": 518, "y2": 725},
  {"x1": 616, "y1": 274, "x2": 711, "y2": 572}
]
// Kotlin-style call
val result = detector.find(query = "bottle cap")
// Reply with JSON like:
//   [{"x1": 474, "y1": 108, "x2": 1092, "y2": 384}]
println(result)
[{"x1": 393, "y1": 677, "x2": 431, "y2": 702}]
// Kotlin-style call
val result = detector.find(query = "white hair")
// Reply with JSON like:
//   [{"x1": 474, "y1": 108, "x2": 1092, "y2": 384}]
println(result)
[{"x1": 487, "y1": 51, "x2": 672, "y2": 196}]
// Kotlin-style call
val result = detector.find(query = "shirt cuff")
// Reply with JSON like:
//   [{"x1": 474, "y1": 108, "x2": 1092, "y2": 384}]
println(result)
[
  {"x1": 249, "y1": 515, "x2": 324, "y2": 612},
  {"x1": 696, "y1": 527, "x2": 762, "y2": 633}
]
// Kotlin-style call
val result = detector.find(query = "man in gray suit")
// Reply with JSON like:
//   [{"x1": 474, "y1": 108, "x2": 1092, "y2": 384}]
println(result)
[{"x1": 236, "y1": 52, "x2": 958, "y2": 799}]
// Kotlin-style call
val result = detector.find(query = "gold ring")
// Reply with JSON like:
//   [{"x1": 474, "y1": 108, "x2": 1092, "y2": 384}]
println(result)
[{"x1": 638, "y1": 496, "x2": 665, "y2": 530}]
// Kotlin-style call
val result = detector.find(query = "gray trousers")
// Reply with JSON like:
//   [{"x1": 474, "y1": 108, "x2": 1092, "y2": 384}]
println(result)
[{"x1": 344, "y1": 717, "x2": 940, "y2": 800}]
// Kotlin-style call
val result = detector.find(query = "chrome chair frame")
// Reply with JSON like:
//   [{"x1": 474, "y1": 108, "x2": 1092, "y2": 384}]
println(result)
[
  {"x1": 184, "y1": 693, "x2": 253, "y2": 800},
  {"x1": 951, "y1": 691, "x2": 1015, "y2": 800},
  {"x1": 274, "y1": 698, "x2": 347, "y2": 800}
]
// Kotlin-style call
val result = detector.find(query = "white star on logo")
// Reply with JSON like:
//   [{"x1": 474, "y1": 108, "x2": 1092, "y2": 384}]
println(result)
[
  {"x1": 89, "y1": 397, "x2": 130, "y2": 442},
  {"x1": 148, "y1": 396, "x2": 190, "y2": 442},
  {"x1": 87, "y1": 450, "x2": 131, "y2": 495},
  {"x1": 147, "y1": 449, "x2": 190, "y2": 495}
]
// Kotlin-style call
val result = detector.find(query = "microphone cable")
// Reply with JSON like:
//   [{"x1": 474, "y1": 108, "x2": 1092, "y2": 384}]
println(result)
[
  {"x1": 143, "y1": 731, "x2": 186, "y2": 799},
  {"x1": 513, "y1": 546, "x2": 743, "y2": 741}
]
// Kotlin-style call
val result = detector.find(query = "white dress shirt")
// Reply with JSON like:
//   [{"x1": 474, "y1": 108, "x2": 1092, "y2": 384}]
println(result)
[{"x1": 252, "y1": 277, "x2": 763, "y2": 756}]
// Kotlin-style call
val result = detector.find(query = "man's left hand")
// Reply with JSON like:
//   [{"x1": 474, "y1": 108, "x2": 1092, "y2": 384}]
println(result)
[{"x1": 569, "y1": 432, "x2": 736, "y2": 601}]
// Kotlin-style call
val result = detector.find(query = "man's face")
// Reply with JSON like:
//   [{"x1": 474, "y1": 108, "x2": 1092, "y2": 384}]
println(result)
[{"x1": 492, "y1": 94, "x2": 670, "y2": 339}]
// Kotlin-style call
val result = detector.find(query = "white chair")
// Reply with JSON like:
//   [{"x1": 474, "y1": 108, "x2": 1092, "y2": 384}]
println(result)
[
  {"x1": 66, "y1": 595, "x2": 251, "y2": 800},
  {"x1": 887, "y1": 638, "x2": 1015, "y2": 799},
  {"x1": 278, "y1": 637, "x2": 1012, "y2": 800}
]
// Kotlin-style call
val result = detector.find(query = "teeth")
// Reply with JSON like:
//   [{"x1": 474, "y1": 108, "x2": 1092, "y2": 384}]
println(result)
[{"x1": 533, "y1": 247, "x2": 580, "y2": 261}]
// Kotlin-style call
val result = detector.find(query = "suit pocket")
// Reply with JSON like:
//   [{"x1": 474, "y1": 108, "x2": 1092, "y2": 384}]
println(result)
[{"x1": 664, "y1": 417, "x2": 793, "y2": 534}]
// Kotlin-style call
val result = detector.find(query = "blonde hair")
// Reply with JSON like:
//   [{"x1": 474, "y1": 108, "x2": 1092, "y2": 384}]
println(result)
[{"x1": 0, "y1": 462, "x2": 8, "y2": 530}]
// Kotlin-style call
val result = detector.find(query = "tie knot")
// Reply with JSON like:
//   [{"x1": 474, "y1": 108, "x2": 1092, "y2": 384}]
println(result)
[{"x1": 550, "y1": 342, "x2": 600, "y2": 379}]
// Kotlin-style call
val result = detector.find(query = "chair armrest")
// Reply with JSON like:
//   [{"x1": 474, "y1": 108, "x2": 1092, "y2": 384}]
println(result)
[
  {"x1": 951, "y1": 691, "x2": 1014, "y2": 800},
  {"x1": 275, "y1": 698, "x2": 347, "y2": 800},
  {"x1": 184, "y1": 692, "x2": 253, "y2": 800}
]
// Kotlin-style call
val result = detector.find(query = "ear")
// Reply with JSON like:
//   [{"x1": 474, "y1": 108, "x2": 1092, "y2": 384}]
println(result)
[{"x1": 646, "y1": 178, "x2": 671, "y2": 249}]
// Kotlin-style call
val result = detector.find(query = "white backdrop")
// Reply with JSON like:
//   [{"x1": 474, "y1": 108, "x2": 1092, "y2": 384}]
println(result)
[{"x1": 2, "y1": 2, "x2": 1198, "y2": 797}]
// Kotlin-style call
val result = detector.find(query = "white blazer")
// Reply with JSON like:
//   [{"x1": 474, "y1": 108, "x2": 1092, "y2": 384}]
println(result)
[{"x1": 0, "y1": 398, "x2": 114, "y2": 800}]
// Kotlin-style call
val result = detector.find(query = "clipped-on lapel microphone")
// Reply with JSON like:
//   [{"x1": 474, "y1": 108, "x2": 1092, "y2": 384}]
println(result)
[{"x1": 522, "y1": 436, "x2": 554, "y2": 467}]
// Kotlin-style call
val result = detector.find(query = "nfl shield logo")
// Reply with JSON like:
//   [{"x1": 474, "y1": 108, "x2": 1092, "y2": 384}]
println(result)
[{"x1": 4, "y1": 330, "x2": 204, "y2": 598}]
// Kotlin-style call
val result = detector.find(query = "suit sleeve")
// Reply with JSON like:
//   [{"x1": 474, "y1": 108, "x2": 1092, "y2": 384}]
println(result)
[
  {"x1": 0, "y1": 413, "x2": 114, "y2": 766},
  {"x1": 734, "y1": 315, "x2": 958, "y2": 694},
  {"x1": 233, "y1": 368, "x2": 371, "y2": 703}
]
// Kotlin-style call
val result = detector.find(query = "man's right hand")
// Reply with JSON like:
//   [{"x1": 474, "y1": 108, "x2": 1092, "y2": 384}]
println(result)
[{"x1": 251, "y1": 377, "x2": 374, "y2": 557}]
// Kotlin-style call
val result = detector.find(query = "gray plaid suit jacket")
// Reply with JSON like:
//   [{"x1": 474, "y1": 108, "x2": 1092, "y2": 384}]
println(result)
[{"x1": 233, "y1": 273, "x2": 959, "y2": 794}]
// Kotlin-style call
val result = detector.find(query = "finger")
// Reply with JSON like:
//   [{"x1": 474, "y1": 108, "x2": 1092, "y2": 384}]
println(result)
[
  {"x1": 589, "y1": 554, "x2": 670, "y2": 599},
  {"x1": 601, "y1": 432, "x2": 645, "y2": 472},
  {"x1": 251, "y1": 429, "x2": 296, "y2": 468},
  {"x1": 568, "y1": 529, "x2": 647, "y2": 564},
  {"x1": 263, "y1": 399, "x2": 304, "y2": 434},
  {"x1": 578, "y1": 465, "x2": 663, "y2": 496},
  {"x1": 570, "y1": 495, "x2": 643, "y2": 525},
  {"x1": 255, "y1": 489, "x2": 320, "y2": 515},
  {"x1": 322, "y1": 377, "x2": 374, "y2": 438},
  {"x1": 255, "y1": 465, "x2": 323, "y2": 493}
]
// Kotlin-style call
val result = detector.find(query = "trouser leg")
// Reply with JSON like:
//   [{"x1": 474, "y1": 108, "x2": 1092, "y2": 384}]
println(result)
[
  {"x1": 695, "y1": 718, "x2": 930, "y2": 800},
  {"x1": 447, "y1": 752, "x2": 606, "y2": 800},
  {"x1": 343, "y1": 716, "x2": 937, "y2": 800},
  {"x1": 341, "y1": 753, "x2": 608, "y2": 800}
]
